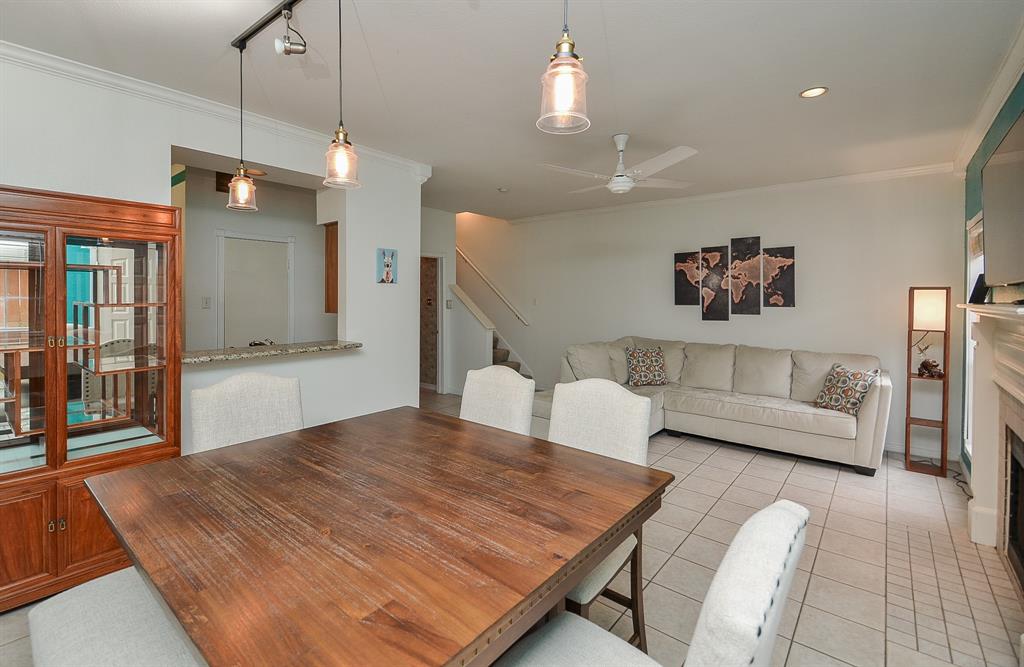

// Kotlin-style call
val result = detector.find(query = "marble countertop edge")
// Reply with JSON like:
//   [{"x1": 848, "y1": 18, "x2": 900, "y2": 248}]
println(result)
[{"x1": 183, "y1": 340, "x2": 363, "y2": 365}]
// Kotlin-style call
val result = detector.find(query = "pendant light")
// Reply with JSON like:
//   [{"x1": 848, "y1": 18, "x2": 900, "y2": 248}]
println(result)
[
  {"x1": 537, "y1": 0, "x2": 590, "y2": 134},
  {"x1": 324, "y1": 0, "x2": 360, "y2": 188},
  {"x1": 227, "y1": 47, "x2": 258, "y2": 211}
]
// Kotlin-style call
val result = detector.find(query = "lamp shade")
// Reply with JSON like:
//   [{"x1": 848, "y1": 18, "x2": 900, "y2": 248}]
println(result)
[
  {"x1": 537, "y1": 54, "x2": 589, "y2": 134},
  {"x1": 226, "y1": 172, "x2": 257, "y2": 211},
  {"x1": 911, "y1": 288, "x2": 948, "y2": 331},
  {"x1": 324, "y1": 134, "x2": 361, "y2": 189}
]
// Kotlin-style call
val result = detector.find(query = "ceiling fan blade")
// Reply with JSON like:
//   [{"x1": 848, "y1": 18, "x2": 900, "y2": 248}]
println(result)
[
  {"x1": 540, "y1": 163, "x2": 611, "y2": 180},
  {"x1": 568, "y1": 185, "x2": 609, "y2": 194},
  {"x1": 633, "y1": 178, "x2": 693, "y2": 190},
  {"x1": 628, "y1": 146, "x2": 698, "y2": 178}
]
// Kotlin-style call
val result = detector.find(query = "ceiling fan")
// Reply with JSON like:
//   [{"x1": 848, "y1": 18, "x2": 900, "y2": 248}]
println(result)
[{"x1": 542, "y1": 134, "x2": 696, "y2": 194}]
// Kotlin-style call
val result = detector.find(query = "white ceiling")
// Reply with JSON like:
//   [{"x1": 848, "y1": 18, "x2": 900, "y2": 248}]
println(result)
[{"x1": 2, "y1": 1, "x2": 1022, "y2": 220}]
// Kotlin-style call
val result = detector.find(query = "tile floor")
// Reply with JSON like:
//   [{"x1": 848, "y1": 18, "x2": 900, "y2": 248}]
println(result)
[{"x1": 2, "y1": 392, "x2": 1020, "y2": 667}]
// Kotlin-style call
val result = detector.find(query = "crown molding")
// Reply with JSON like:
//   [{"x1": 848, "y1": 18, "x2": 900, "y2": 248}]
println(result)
[
  {"x1": 0, "y1": 40, "x2": 431, "y2": 183},
  {"x1": 953, "y1": 19, "x2": 1024, "y2": 174},
  {"x1": 509, "y1": 162, "x2": 954, "y2": 225}
]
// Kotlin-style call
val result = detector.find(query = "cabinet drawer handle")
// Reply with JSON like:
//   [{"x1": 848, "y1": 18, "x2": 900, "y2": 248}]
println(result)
[
  {"x1": 48, "y1": 520, "x2": 55, "y2": 532},
  {"x1": 57, "y1": 337, "x2": 65, "y2": 348},
  {"x1": 58, "y1": 518, "x2": 66, "y2": 531},
  {"x1": 47, "y1": 336, "x2": 55, "y2": 348}
]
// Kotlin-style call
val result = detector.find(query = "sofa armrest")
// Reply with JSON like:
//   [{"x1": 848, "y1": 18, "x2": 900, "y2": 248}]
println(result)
[
  {"x1": 559, "y1": 356, "x2": 578, "y2": 383},
  {"x1": 852, "y1": 370, "x2": 893, "y2": 470}
]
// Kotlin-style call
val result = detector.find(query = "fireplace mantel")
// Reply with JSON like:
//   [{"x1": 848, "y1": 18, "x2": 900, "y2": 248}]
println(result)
[{"x1": 963, "y1": 304, "x2": 1024, "y2": 547}]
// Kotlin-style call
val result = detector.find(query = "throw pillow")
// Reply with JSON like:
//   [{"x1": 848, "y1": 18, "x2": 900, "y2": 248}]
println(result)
[
  {"x1": 626, "y1": 346, "x2": 668, "y2": 387},
  {"x1": 814, "y1": 363, "x2": 880, "y2": 416}
]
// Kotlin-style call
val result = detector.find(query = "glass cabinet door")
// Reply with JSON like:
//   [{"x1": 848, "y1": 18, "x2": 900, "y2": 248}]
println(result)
[
  {"x1": 0, "y1": 230, "x2": 48, "y2": 474},
  {"x1": 64, "y1": 235, "x2": 167, "y2": 461}
]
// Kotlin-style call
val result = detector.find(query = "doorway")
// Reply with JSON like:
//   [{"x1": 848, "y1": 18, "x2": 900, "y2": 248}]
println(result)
[
  {"x1": 217, "y1": 231, "x2": 295, "y2": 348},
  {"x1": 420, "y1": 256, "x2": 442, "y2": 391}
]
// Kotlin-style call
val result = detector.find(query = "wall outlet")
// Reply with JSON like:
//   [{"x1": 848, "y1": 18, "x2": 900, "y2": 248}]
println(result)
[
  {"x1": 201, "y1": 296, "x2": 212, "y2": 310},
  {"x1": 446, "y1": 299, "x2": 453, "y2": 310}
]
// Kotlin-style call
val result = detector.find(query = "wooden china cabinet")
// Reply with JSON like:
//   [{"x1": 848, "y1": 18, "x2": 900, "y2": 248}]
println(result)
[{"x1": 0, "y1": 186, "x2": 181, "y2": 611}]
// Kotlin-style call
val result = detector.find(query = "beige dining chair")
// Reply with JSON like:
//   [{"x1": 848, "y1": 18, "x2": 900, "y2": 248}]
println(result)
[
  {"x1": 547, "y1": 378, "x2": 651, "y2": 651},
  {"x1": 459, "y1": 365, "x2": 536, "y2": 435},
  {"x1": 495, "y1": 499, "x2": 809, "y2": 667},
  {"x1": 191, "y1": 372, "x2": 303, "y2": 453},
  {"x1": 29, "y1": 566, "x2": 203, "y2": 667}
]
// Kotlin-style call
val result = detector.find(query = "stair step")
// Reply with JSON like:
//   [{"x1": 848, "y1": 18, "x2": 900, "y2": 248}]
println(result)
[
  {"x1": 492, "y1": 348, "x2": 510, "y2": 364},
  {"x1": 497, "y1": 360, "x2": 521, "y2": 373}
]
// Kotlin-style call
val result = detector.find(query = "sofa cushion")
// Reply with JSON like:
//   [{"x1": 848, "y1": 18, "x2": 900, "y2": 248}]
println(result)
[
  {"x1": 681, "y1": 343, "x2": 736, "y2": 392},
  {"x1": 566, "y1": 342, "x2": 614, "y2": 381},
  {"x1": 533, "y1": 384, "x2": 672, "y2": 422},
  {"x1": 631, "y1": 337, "x2": 686, "y2": 383},
  {"x1": 626, "y1": 346, "x2": 668, "y2": 387},
  {"x1": 606, "y1": 336, "x2": 634, "y2": 384},
  {"x1": 733, "y1": 345, "x2": 793, "y2": 399},
  {"x1": 791, "y1": 350, "x2": 882, "y2": 402},
  {"x1": 663, "y1": 387, "x2": 857, "y2": 439}
]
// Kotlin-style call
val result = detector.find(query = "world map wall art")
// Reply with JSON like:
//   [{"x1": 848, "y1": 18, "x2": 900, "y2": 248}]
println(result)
[{"x1": 674, "y1": 236, "x2": 795, "y2": 321}]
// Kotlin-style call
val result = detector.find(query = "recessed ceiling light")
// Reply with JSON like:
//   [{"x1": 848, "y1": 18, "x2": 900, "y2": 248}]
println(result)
[
  {"x1": 799, "y1": 86, "x2": 829, "y2": 99},
  {"x1": 497, "y1": 187, "x2": 510, "y2": 193}
]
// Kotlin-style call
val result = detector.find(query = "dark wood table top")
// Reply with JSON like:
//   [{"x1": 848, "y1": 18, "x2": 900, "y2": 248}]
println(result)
[{"x1": 87, "y1": 406, "x2": 673, "y2": 667}]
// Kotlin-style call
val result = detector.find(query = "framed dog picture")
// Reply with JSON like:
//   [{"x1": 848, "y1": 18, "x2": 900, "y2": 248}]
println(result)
[{"x1": 376, "y1": 248, "x2": 398, "y2": 284}]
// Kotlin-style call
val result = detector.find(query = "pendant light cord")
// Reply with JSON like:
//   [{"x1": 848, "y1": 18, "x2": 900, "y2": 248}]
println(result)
[
  {"x1": 563, "y1": 0, "x2": 569, "y2": 33},
  {"x1": 342, "y1": 0, "x2": 350, "y2": 129},
  {"x1": 238, "y1": 47, "x2": 244, "y2": 164}
]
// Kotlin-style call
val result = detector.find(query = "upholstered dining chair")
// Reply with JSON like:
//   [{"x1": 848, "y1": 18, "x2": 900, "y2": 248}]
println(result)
[
  {"x1": 459, "y1": 365, "x2": 536, "y2": 435},
  {"x1": 191, "y1": 372, "x2": 303, "y2": 453},
  {"x1": 495, "y1": 499, "x2": 809, "y2": 667},
  {"x1": 547, "y1": 378, "x2": 652, "y2": 651}
]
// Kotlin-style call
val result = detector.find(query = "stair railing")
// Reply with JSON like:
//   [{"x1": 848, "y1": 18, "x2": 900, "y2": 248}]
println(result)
[{"x1": 456, "y1": 246, "x2": 529, "y2": 327}]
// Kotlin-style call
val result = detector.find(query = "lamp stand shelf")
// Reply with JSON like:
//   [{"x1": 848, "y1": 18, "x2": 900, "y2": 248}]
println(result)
[{"x1": 904, "y1": 286, "x2": 951, "y2": 477}]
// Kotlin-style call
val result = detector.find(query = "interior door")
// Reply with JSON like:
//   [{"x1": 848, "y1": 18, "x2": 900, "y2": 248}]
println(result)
[
  {"x1": 0, "y1": 481, "x2": 56, "y2": 597},
  {"x1": 419, "y1": 257, "x2": 438, "y2": 387},
  {"x1": 222, "y1": 237, "x2": 290, "y2": 347}
]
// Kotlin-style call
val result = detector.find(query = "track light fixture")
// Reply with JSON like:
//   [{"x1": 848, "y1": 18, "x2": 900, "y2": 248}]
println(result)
[{"x1": 274, "y1": 9, "x2": 307, "y2": 55}]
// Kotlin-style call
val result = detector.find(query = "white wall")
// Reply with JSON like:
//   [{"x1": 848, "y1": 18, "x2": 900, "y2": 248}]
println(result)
[
  {"x1": 421, "y1": 207, "x2": 457, "y2": 393},
  {"x1": 183, "y1": 167, "x2": 336, "y2": 350},
  {"x1": 457, "y1": 171, "x2": 966, "y2": 456},
  {"x1": 0, "y1": 42, "x2": 430, "y2": 452}
]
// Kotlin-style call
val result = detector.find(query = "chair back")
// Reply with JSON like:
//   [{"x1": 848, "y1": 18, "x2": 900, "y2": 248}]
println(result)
[
  {"x1": 547, "y1": 378, "x2": 650, "y2": 465},
  {"x1": 686, "y1": 499, "x2": 809, "y2": 667},
  {"x1": 459, "y1": 365, "x2": 536, "y2": 435},
  {"x1": 191, "y1": 373, "x2": 303, "y2": 453}
]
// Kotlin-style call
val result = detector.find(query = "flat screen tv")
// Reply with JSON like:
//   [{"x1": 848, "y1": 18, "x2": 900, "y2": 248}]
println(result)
[{"x1": 982, "y1": 109, "x2": 1024, "y2": 287}]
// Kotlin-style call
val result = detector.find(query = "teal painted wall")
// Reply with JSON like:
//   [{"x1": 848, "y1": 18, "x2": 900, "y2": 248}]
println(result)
[{"x1": 960, "y1": 70, "x2": 1024, "y2": 475}]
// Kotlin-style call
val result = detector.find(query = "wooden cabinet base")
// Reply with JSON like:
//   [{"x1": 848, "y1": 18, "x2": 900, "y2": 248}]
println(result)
[{"x1": 0, "y1": 555, "x2": 131, "y2": 613}]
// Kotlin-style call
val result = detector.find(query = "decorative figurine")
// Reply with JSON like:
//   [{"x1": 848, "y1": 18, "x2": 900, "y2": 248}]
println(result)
[{"x1": 918, "y1": 359, "x2": 945, "y2": 379}]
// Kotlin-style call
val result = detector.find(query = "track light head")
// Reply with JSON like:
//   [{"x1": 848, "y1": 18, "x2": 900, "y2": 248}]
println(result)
[{"x1": 274, "y1": 9, "x2": 307, "y2": 56}]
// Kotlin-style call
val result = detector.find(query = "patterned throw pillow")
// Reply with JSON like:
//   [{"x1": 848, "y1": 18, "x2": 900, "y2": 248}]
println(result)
[
  {"x1": 626, "y1": 346, "x2": 668, "y2": 387},
  {"x1": 814, "y1": 363, "x2": 880, "y2": 416}
]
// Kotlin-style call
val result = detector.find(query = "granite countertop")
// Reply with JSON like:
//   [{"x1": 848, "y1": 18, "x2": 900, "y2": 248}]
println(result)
[{"x1": 183, "y1": 340, "x2": 363, "y2": 365}]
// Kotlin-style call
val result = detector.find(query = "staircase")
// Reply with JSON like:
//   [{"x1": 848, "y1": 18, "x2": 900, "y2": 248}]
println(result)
[{"x1": 493, "y1": 333, "x2": 531, "y2": 379}]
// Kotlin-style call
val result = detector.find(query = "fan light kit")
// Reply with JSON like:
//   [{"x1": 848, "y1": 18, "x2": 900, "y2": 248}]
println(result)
[
  {"x1": 537, "y1": 0, "x2": 589, "y2": 134},
  {"x1": 799, "y1": 86, "x2": 829, "y2": 98},
  {"x1": 274, "y1": 9, "x2": 307, "y2": 55},
  {"x1": 323, "y1": 0, "x2": 360, "y2": 188},
  {"x1": 541, "y1": 134, "x2": 697, "y2": 195}
]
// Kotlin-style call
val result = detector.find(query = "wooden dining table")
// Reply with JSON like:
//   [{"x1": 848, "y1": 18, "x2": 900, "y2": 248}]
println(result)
[{"x1": 86, "y1": 406, "x2": 674, "y2": 667}]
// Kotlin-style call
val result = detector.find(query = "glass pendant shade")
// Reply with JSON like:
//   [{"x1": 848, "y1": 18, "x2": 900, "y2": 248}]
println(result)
[
  {"x1": 537, "y1": 53, "x2": 589, "y2": 134},
  {"x1": 323, "y1": 129, "x2": 361, "y2": 189},
  {"x1": 226, "y1": 171, "x2": 258, "y2": 211}
]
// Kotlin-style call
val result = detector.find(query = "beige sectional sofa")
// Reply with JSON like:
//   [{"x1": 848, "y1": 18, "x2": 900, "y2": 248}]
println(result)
[{"x1": 530, "y1": 337, "x2": 892, "y2": 475}]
